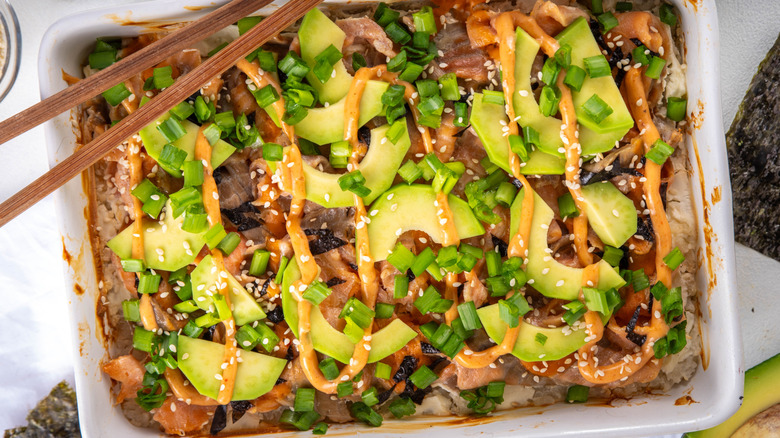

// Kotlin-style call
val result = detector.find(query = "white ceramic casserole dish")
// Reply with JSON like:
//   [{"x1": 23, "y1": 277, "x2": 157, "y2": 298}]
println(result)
[{"x1": 38, "y1": 0, "x2": 742, "y2": 436}]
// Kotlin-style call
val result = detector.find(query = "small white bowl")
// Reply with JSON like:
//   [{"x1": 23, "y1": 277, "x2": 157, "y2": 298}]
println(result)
[
  {"x1": 0, "y1": 0, "x2": 20, "y2": 102},
  {"x1": 38, "y1": 1, "x2": 742, "y2": 437}
]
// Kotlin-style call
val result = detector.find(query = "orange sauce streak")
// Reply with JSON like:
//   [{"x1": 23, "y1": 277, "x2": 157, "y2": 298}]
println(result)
[{"x1": 194, "y1": 126, "x2": 239, "y2": 404}]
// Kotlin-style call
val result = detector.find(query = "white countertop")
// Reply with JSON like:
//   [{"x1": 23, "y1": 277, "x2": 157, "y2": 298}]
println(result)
[{"x1": 0, "y1": 0, "x2": 778, "y2": 433}]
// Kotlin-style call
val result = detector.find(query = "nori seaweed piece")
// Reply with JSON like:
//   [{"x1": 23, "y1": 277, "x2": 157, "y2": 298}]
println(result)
[
  {"x1": 209, "y1": 405, "x2": 228, "y2": 435},
  {"x1": 728, "y1": 35, "x2": 780, "y2": 259},
  {"x1": 5, "y1": 381, "x2": 81, "y2": 438},
  {"x1": 392, "y1": 356, "x2": 417, "y2": 383},
  {"x1": 359, "y1": 126, "x2": 372, "y2": 146},
  {"x1": 326, "y1": 277, "x2": 346, "y2": 287},
  {"x1": 266, "y1": 306, "x2": 284, "y2": 324},
  {"x1": 221, "y1": 202, "x2": 263, "y2": 232},
  {"x1": 376, "y1": 385, "x2": 397, "y2": 405},
  {"x1": 231, "y1": 400, "x2": 253, "y2": 424},
  {"x1": 625, "y1": 305, "x2": 647, "y2": 346},
  {"x1": 492, "y1": 235, "x2": 508, "y2": 257},
  {"x1": 580, "y1": 163, "x2": 641, "y2": 186},
  {"x1": 304, "y1": 228, "x2": 347, "y2": 256},
  {"x1": 420, "y1": 342, "x2": 441, "y2": 355}
]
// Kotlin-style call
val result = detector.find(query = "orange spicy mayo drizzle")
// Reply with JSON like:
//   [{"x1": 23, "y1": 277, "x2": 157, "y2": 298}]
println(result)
[{"x1": 194, "y1": 126, "x2": 239, "y2": 404}]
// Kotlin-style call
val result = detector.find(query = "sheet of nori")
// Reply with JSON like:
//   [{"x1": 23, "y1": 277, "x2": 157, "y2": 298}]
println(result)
[
  {"x1": 727, "y1": 33, "x2": 780, "y2": 260},
  {"x1": 3, "y1": 382, "x2": 80, "y2": 438}
]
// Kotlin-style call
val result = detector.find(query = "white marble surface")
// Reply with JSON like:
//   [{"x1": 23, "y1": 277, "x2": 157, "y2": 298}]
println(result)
[{"x1": 0, "y1": 0, "x2": 778, "y2": 433}]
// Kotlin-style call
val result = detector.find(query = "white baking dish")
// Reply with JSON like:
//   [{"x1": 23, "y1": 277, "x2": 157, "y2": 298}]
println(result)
[{"x1": 38, "y1": 0, "x2": 742, "y2": 436}]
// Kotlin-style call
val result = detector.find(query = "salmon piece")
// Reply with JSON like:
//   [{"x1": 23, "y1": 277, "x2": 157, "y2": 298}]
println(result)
[
  {"x1": 103, "y1": 355, "x2": 145, "y2": 404},
  {"x1": 530, "y1": 1, "x2": 588, "y2": 36},
  {"x1": 153, "y1": 397, "x2": 212, "y2": 436}
]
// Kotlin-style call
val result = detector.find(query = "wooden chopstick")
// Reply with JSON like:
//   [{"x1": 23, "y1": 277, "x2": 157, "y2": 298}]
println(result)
[
  {"x1": 0, "y1": 0, "x2": 323, "y2": 227},
  {"x1": 0, "y1": 0, "x2": 275, "y2": 146}
]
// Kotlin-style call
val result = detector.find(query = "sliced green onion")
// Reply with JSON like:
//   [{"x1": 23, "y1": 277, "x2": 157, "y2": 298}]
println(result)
[
  {"x1": 352, "y1": 53, "x2": 367, "y2": 71},
  {"x1": 398, "y1": 160, "x2": 423, "y2": 184},
  {"x1": 319, "y1": 357, "x2": 339, "y2": 380},
  {"x1": 498, "y1": 299, "x2": 520, "y2": 327},
  {"x1": 555, "y1": 44, "x2": 572, "y2": 68},
  {"x1": 173, "y1": 300, "x2": 199, "y2": 314},
  {"x1": 398, "y1": 62, "x2": 424, "y2": 83},
  {"x1": 361, "y1": 387, "x2": 380, "y2": 407},
  {"x1": 457, "y1": 301, "x2": 482, "y2": 330},
  {"x1": 410, "y1": 247, "x2": 436, "y2": 276},
  {"x1": 121, "y1": 258, "x2": 145, "y2": 273},
  {"x1": 153, "y1": 66, "x2": 175, "y2": 89},
  {"x1": 255, "y1": 50, "x2": 277, "y2": 72},
  {"x1": 663, "y1": 247, "x2": 686, "y2": 270},
  {"x1": 351, "y1": 402, "x2": 383, "y2": 427},
  {"x1": 204, "y1": 224, "x2": 227, "y2": 249},
  {"x1": 667, "y1": 97, "x2": 687, "y2": 122},
  {"x1": 539, "y1": 85, "x2": 562, "y2": 117},
  {"x1": 137, "y1": 272, "x2": 161, "y2": 294},
  {"x1": 194, "y1": 96, "x2": 212, "y2": 122},
  {"x1": 237, "y1": 16, "x2": 263, "y2": 35},
  {"x1": 645, "y1": 56, "x2": 666, "y2": 79},
  {"x1": 393, "y1": 274, "x2": 409, "y2": 299},
  {"x1": 457, "y1": 253, "x2": 478, "y2": 272},
  {"x1": 646, "y1": 138, "x2": 674, "y2": 165},
  {"x1": 632, "y1": 269, "x2": 650, "y2": 291},
  {"x1": 181, "y1": 205, "x2": 208, "y2": 233},
  {"x1": 632, "y1": 45, "x2": 651, "y2": 66},
  {"x1": 412, "y1": 6, "x2": 437, "y2": 34},
  {"x1": 557, "y1": 192, "x2": 579, "y2": 218},
  {"x1": 583, "y1": 55, "x2": 611, "y2": 78},
  {"x1": 563, "y1": 65, "x2": 586, "y2": 92},
  {"x1": 591, "y1": 0, "x2": 604, "y2": 14},
  {"x1": 216, "y1": 232, "x2": 241, "y2": 255},
  {"x1": 451, "y1": 317, "x2": 473, "y2": 341},
  {"x1": 182, "y1": 320, "x2": 203, "y2": 338},
  {"x1": 382, "y1": 84, "x2": 406, "y2": 107},
  {"x1": 89, "y1": 50, "x2": 117, "y2": 70},
  {"x1": 294, "y1": 388, "x2": 316, "y2": 412},
  {"x1": 485, "y1": 251, "x2": 502, "y2": 277},
  {"x1": 158, "y1": 143, "x2": 187, "y2": 172},
  {"x1": 328, "y1": 140, "x2": 350, "y2": 169},
  {"x1": 482, "y1": 90, "x2": 505, "y2": 105},
  {"x1": 583, "y1": 287, "x2": 609, "y2": 313},
  {"x1": 387, "y1": 50, "x2": 408, "y2": 73},
  {"x1": 262, "y1": 142, "x2": 283, "y2": 162},
  {"x1": 566, "y1": 385, "x2": 589, "y2": 403},
  {"x1": 535, "y1": 332, "x2": 548, "y2": 345},
  {"x1": 252, "y1": 324, "x2": 279, "y2": 352},
  {"x1": 249, "y1": 250, "x2": 270, "y2": 277},
  {"x1": 337, "y1": 170, "x2": 371, "y2": 197},
  {"x1": 278, "y1": 51, "x2": 310, "y2": 79},
  {"x1": 123, "y1": 299, "x2": 141, "y2": 322},
  {"x1": 436, "y1": 245, "x2": 458, "y2": 268},
  {"x1": 438, "y1": 73, "x2": 460, "y2": 101},
  {"x1": 236, "y1": 325, "x2": 261, "y2": 350},
  {"x1": 431, "y1": 323, "x2": 454, "y2": 349},
  {"x1": 597, "y1": 12, "x2": 619, "y2": 33},
  {"x1": 506, "y1": 134, "x2": 528, "y2": 161},
  {"x1": 280, "y1": 409, "x2": 319, "y2": 431},
  {"x1": 313, "y1": 44, "x2": 343, "y2": 83},
  {"x1": 157, "y1": 118, "x2": 187, "y2": 143},
  {"x1": 562, "y1": 301, "x2": 587, "y2": 325},
  {"x1": 195, "y1": 312, "x2": 221, "y2": 328},
  {"x1": 182, "y1": 161, "x2": 204, "y2": 188},
  {"x1": 102, "y1": 83, "x2": 131, "y2": 106},
  {"x1": 409, "y1": 365, "x2": 437, "y2": 389},
  {"x1": 602, "y1": 246, "x2": 624, "y2": 267},
  {"x1": 453, "y1": 102, "x2": 469, "y2": 127},
  {"x1": 582, "y1": 94, "x2": 614, "y2": 124},
  {"x1": 414, "y1": 285, "x2": 452, "y2": 314},
  {"x1": 337, "y1": 381, "x2": 353, "y2": 398},
  {"x1": 133, "y1": 327, "x2": 156, "y2": 352},
  {"x1": 385, "y1": 21, "x2": 411, "y2": 45},
  {"x1": 253, "y1": 84, "x2": 280, "y2": 108},
  {"x1": 339, "y1": 297, "x2": 375, "y2": 329},
  {"x1": 660, "y1": 4, "x2": 678, "y2": 27},
  {"x1": 389, "y1": 397, "x2": 416, "y2": 418},
  {"x1": 416, "y1": 79, "x2": 439, "y2": 98},
  {"x1": 387, "y1": 243, "x2": 415, "y2": 272},
  {"x1": 374, "y1": 3, "x2": 400, "y2": 27},
  {"x1": 303, "y1": 281, "x2": 333, "y2": 305},
  {"x1": 313, "y1": 423, "x2": 328, "y2": 435},
  {"x1": 541, "y1": 57, "x2": 561, "y2": 86},
  {"x1": 169, "y1": 102, "x2": 194, "y2": 121},
  {"x1": 375, "y1": 303, "x2": 395, "y2": 319}
]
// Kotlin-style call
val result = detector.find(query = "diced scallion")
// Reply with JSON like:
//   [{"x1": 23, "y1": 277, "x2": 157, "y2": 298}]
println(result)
[{"x1": 645, "y1": 138, "x2": 675, "y2": 165}]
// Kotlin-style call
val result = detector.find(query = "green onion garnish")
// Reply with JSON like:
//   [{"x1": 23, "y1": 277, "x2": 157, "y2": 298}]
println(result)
[
  {"x1": 216, "y1": 231, "x2": 241, "y2": 255},
  {"x1": 667, "y1": 96, "x2": 687, "y2": 122},
  {"x1": 541, "y1": 57, "x2": 561, "y2": 85},
  {"x1": 181, "y1": 205, "x2": 208, "y2": 233},
  {"x1": 645, "y1": 56, "x2": 666, "y2": 79},
  {"x1": 375, "y1": 303, "x2": 395, "y2": 319},
  {"x1": 409, "y1": 365, "x2": 437, "y2": 389},
  {"x1": 173, "y1": 300, "x2": 199, "y2": 314},
  {"x1": 102, "y1": 83, "x2": 131, "y2": 106},
  {"x1": 237, "y1": 16, "x2": 263, "y2": 35},
  {"x1": 387, "y1": 243, "x2": 415, "y2": 272},
  {"x1": 453, "y1": 102, "x2": 469, "y2": 127},
  {"x1": 236, "y1": 325, "x2": 261, "y2": 350},
  {"x1": 663, "y1": 247, "x2": 686, "y2": 270},
  {"x1": 632, "y1": 269, "x2": 650, "y2": 291},
  {"x1": 280, "y1": 409, "x2": 320, "y2": 431},
  {"x1": 498, "y1": 299, "x2": 520, "y2": 327},
  {"x1": 361, "y1": 387, "x2": 380, "y2": 407},
  {"x1": 253, "y1": 84, "x2": 280, "y2": 108},
  {"x1": 482, "y1": 90, "x2": 505, "y2": 106},
  {"x1": 660, "y1": 4, "x2": 678, "y2": 27},
  {"x1": 122, "y1": 299, "x2": 141, "y2": 322},
  {"x1": 563, "y1": 65, "x2": 586, "y2": 92},
  {"x1": 133, "y1": 327, "x2": 156, "y2": 353},
  {"x1": 412, "y1": 6, "x2": 437, "y2": 34},
  {"x1": 385, "y1": 21, "x2": 411, "y2": 45},
  {"x1": 393, "y1": 274, "x2": 409, "y2": 299},
  {"x1": 339, "y1": 297, "x2": 375, "y2": 329},
  {"x1": 194, "y1": 96, "x2": 212, "y2": 122},
  {"x1": 278, "y1": 51, "x2": 310, "y2": 79},
  {"x1": 262, "y1": 142, "x2": 283, "y2": 162},
  {"x1": 121, "y1": 258, "x2": 145, "y2": 273},
  {"x1": 158, "y1": 143, "x2": 188, "y2": 173},
  {"x1": 583, "y1": 287, "x2": 609, "y2": 313},
  {"x1": 389, "y1": 397, "x2": 416, "y2": 418},
  {"x1": 557, "y1": 192, "x2": 579, "y2": 218},
  {"x1": 438, "y1": 73, "x2": 460, "y2": 100},
  {"x1": 352, "y1": 53, "x2": 367, "y2": 71},
  {"x1": 337, "y1": 170, "x2": 372, "y2": 198},
  {"x1": 137, "y1": 272, "x2": 161, "y2": 294},
  {"x1": 387, "y1": 50, "x2": 408, "y2": 73},
  {"x1": 249, "y1": 250, "x2": 271, "y2": 277},
  {"x1": 375, "y1": 362, "x2": 392, "y2": 380},
  {"x1": 398, "y1": 62, "x2": 424, "y2": 82},
  {"x1": 632, "y1": 45, "x2": 651, "y2": 66},
  {"x1": 303, "y1": 281, "x2": 333, "y2": 305},
  {"x1": 374, "y1": 3, "x2": 400, "y2": 27},
  {"x1": 535, "y1": 332, "x2": 548, "y2": 345},
  {"x1": 597, "y1": 12, "x2": 619, "y2": 33},
  {"x1": 555, "y1": 44, "x2": 572, "y2": 68},
  {"x1": 204, "y1": 224, "x2": 227, "y2": 249},
  {"x1": 646, "y1": 138, "x2": 675, "y2": 165},
  {"x1": 313, "y1": 44, "x2": 343, "y2": 84},
  {"x1": 398, "y1": 160, "x2": 423, "y2": 184},
  {"x1": 157, "y1": 118, "x2": 187, "y2": 143},
  {"x1": 539, "y1": 85, "x2": 562, "y2": 117},
  {"x1": 312, "y1": 422, "x2": 328, "y2": 435},
  {"x1": 182, "y1": 320, "x2": 203, "y2": 338},
  {"x1": 458, "y1": 301, "x2": 482, "y2": 330},
  {"x1": 319, "y1": 357, "x2": 339, "y2": 380},
  {"x1": 152, "y1": 66, "x2": 175, "y2": 89},
  {"x1": 294, "y1": 388, "x2": 316, "y2": 412},
  {"x1": 410, "y1": 246, "x2": 436, "y2": 276},
  {"x1": 583, "y1": 55, "x2": 611, "y2": 78},
  {"x1": 566, "y1": 385, "x2": 589, "y2": 403},
  {"x1": 337, "y1": 381, "x2": 353, "y2": 397},
  {"x1": 414, "y1": 285, "x2": 453, "y2": 314},
  {"x1": 591, "y1": 0, "x2": 604, "y2": 14},
  {"x1": 582, "y1": 94, "x2": 614, "y2": 124},
  {"x1": 416, "y1": 79, "x2": 439, "y2": 98},
  {"x1": 602, "y1": 245, "x2": 624, "y2": 267}
]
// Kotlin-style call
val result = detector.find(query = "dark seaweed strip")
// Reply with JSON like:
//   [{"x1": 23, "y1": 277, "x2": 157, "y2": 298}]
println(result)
[
  {"x1": 580, "y1": 163, "x2": 641, "y2": 185},
  {"x1": 231, "y1": 400, "x2": 253, "y2": 423},
  {"x1": 636, "y1": 216, "x2": 655, "y2": 242},
  {"x1": 275, "y1": 378, "x2": 287, "y2": 385},
  {"x1": 510, "y1": 178, "x2": 524, "y2": 189},
  {"x1": 608, "y1": 47, "x2": 625, "y2": 68},
  {"x1": 202, "y1": 326, "x2": 216, "y2": 342},
  {"x1": 589, "y1": 19, "x2": 609, "y2": 51},
  {"x1": 421, "y1": 342, "x2": 441, "y2": 355},
  {"x1": 304, "y1": 228, "x2": 347, "y2": 255},
  {"x1": 210, "y1": 405, "x2": 228, "y2": 435},
  {"x1": 393, "y1": 356, "x2": 418, "y2": 383},
  {"x1": 349, "y1": 262, "x2": 359, "y2": 271},
  {"x1": 359, "y1": 126, "x2": 372, "y2": 146},
  {"x1": 377, "y1": 385, "x2": 397, "y2": 405},
  {"x1": 453, "y1": 127, "x2": 470, "y2": 137},
  {"x1": 492, "y1": 235, "x2": 508, "y2": 257},
  {"x1": 258, "y1": 280, "x2": 270, "y2": 297},
  {"x1": 285, "y1": 345, "x2": 296, "y2": 361},
  {"x1": 266, "y1": 306, "x2": 284, "y2": 324},
  {"x1": 625, "y1": 305, "x2": 647, "y2": 346},
  {"x1": 221, "y1": 201, "x2": 263, "y2": 232},
  {"x1": 326, "y1": 277, "x2": 346, "y2": 287},
  {"x1": 400, "y1": 382, "x2": 431, "y2": 405},
  {"x1": 212, "y1": 166, "x2": 228, "y2": 185}
]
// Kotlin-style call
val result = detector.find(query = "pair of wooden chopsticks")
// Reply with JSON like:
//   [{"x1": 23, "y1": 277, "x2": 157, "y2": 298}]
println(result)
[{"x1": 0, "y1": 0, "x2": 323, "y2": 227}]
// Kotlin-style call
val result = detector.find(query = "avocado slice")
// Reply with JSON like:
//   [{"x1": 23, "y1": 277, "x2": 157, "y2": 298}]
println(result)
[
  {"x1": 366, "y1": 184, "x2": 485, "y2": 261},
  {"x1": 686, "y1": 353, "x2": 780, "y2": 437},
  {"x1": 509, "y1": 188, "x2": 625, "y2": 300},
  {"x1": 476, "y1": 303, "x2": 587, "y2": 361},
  {"x1": 299, "y1": 8, "x2": 354, "y2": 105},
  {"x1": 470, "y1": 92, "x2": 566, "y2": 175},
  {"x1": 281, "y1": 260, "x2": 418, "y2": 364},
  {"x1": 294, "y1": 80, "x2": 388, "y2": 145},
  {"x1": 177, "y1": 335, "x2": 286, "y2": 401},
  {"x1": 138, "y1": 116, "x2": 236, "y2": 177},
  {"x1": 190, "y1": 254, "x2": 266, "y2": 326},
  {"x1": 580, "y1": 181, "x2": 638, "y2": 247},
  {"x1": 556, "y1": 18, "x2": 635, "y2": 135},
  {"x1": 107, "y1": 201, "x2": 205, "y2": 272},
  {"x1": 512, "y1": 24, "x2": 630, "y2": 156}
]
